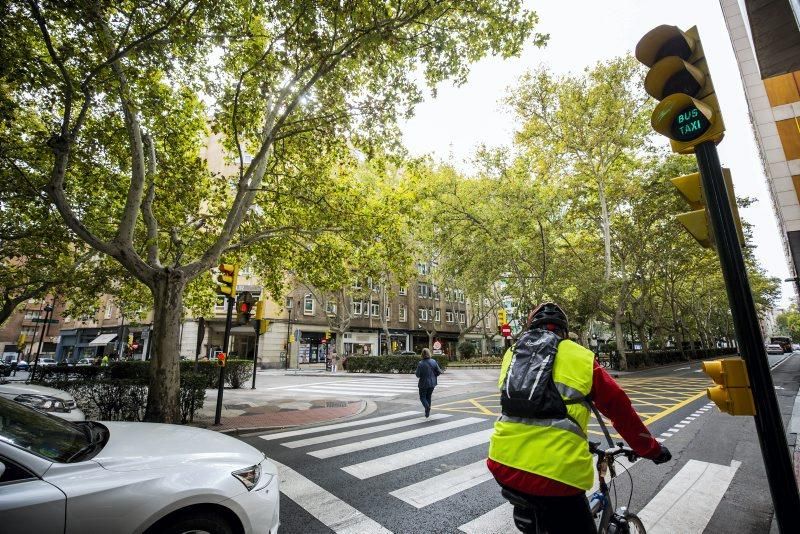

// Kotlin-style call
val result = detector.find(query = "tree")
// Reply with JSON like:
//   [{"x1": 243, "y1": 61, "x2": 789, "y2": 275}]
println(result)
[{"x1": 776, "y1": 308, "x2": 800, "y2": 340}]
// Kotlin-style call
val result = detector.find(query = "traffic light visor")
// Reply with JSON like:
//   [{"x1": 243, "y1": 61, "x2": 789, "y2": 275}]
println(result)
[
  {"x1": 645, "y1": 57, "x2": 706, "y2": 100},
  {"x1": 671, "y1": 173, "x2": 703, "y2": 208},
  {"x1": 635, "y1": 25, "x2": 695, "y2": 67},
  {"x1": 702, "y1": 360, "x2": 723, "y2": 382},
  {"x1": 219, "y1": 263, "x2": 235, "y2": 274}
]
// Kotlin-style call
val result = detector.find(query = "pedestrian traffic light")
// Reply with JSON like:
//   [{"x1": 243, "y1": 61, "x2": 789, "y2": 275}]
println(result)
[
  {"x1": 671, "y1": 168, "x2": 744, "y2": 249},
  {"x1": 635, "y1": 25, "x2": 725, "y2": 154},
  {"x1": 497, "y1": 308, "x2": 507, "y2": 325},
  {"x1": 237, "y1": 292, "x2": 254, "y2": 325},
  {"x1": 216, "y1": 263, "x2": 239, "y2": 296},
  {"x1": 702, "y1": 357, "x2": 755, "y2": 416},
  {"x1": 216, "y1": 352, "x2": 226, "y2": 367}
]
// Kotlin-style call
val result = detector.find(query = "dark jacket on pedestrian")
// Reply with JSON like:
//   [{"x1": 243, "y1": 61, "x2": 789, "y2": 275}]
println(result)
[{"x1": 415, "y1": 349, "x2": 442, "y2": 389}]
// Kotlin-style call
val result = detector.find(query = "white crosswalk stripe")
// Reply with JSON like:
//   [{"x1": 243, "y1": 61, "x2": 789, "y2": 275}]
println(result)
[
  {"x1": 282, "y1": 413, "x2": 451, "y2": 448},
  {"x1": 390, "y1": 459, "x2": 493, "y2": 508},
  {"x1": 341, "y1": 428, "x2": 494, "y2": 479},
  {"x1": 310, "y1": 417, "x2": 485, "y2": 459},
  {"x1": 268, "y1": 377, "x2": 481, "y2": 397},
  {"x1": 258, "y1": 410, "x2": 420, "y2": 441}
]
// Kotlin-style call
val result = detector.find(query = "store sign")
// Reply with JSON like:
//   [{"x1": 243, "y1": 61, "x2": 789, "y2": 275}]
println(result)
[{"x1": 501, "y1": 324, "x2": 512, "y2": 337}]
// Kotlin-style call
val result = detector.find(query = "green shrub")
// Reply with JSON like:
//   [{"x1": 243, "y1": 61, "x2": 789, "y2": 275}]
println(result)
[
  {"x1": 180, "y1": 372, "x2": 207, "y2": 424},
  {"x1": 225, "y1": 360, "x2": 253, "y2": 388},
  {"x1": 346, "y1": 355, "x2": 449, "y2": 374},
  {"x1": 449, "y1": 356, "x2": 503, "y2": 366},
  {"x1": 457, "y1": 342, "x2": 477, "y2": 359}
]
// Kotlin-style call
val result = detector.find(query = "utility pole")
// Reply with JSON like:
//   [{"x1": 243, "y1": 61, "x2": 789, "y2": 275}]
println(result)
[{"x1": 213, "y1": 296, "x2": 234, "y2": 425}]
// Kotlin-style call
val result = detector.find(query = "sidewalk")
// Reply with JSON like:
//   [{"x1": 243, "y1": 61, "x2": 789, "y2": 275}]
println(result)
[{"x1": 193, "y1": 385, "x2": 369, "y2": 434}]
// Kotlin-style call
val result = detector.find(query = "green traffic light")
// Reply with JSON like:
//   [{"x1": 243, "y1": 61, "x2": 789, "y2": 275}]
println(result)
[{"x1": 670, "y1": 104, "x2": 710, "y2": 141}]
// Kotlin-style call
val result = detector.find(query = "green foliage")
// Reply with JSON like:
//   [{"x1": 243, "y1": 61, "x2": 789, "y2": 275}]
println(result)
[
  {"x1": 457, "y1": 341, "x2": 477, "y2": 359},
  {"x1": 776, "y1": 308, "x2": 800, "y2": 340},
  {"x1": 623, "y1": 347, "x2": 737, "y2": 369},
  {"x1": 448, "y1": 356, "x2": 504, "y2": 366},
  {"x1": 346, "y1": 355, "x2": 448, "y2": 374}
]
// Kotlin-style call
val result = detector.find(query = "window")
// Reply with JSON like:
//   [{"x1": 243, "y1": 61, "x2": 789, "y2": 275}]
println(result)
[
  {"x1": 326, "y1": 301, "x2": 337, "y2": 315},
  {"x1": 432, "y1": 285, "x2": 440, "y2": 300},
  {"x1": 352, "y1": 301, "x2": 363, "y2": 316},
  {"x1": 104, "y1": 303, "x2": 113, "y2": 319},
  {"x1": 455, "y1": 290, "x2": 465, "y2": 303},
  {"x1": 285, "y1": 297, "x2": 293, "y2": 309},
  {"x1": 385, "y1": 305, "x2": 391, "y2": 319},
  {"x1": 23, "y1": 311, "x2": 41, "y2": 321},
  {"x1": 435, "y1": 309, "x2": 441, "y2": 322},
  {"x1": 351, "y1": 280, "x2": 362, "y2": 290},
  {"x1": 418, "y1": 308, "x2": 428, "y2": 321},
  {"x1": 444, "y1": 288, "x2": 453, "y2": 301},
  {"x1": 446, "y1": 311, "x2": 454, "y2": 323},
  {"x1": 460, "y1": 312, "x2": 466, "y2": 324},
  {"x1": 371, "y1": 301, "x2": 379, "y2": 317},
  {"x1": 399, "y1": 305, "x2": 407, "y2": 322},
  {"x1": 367, "y1": 277, "x2": 374, "y2": 290},
  {"x1": 399, "y1": 286, "x2": 407, "y2": 296},
  {"x1": 418, "y1": 283, "x2": 429, "y2": 298},
  {"x1": 417, "y1": 262, "x2": 428, "y2": 275},
  {"x1": 303, "y1": 294, "x2": 314, "y2": 315}
]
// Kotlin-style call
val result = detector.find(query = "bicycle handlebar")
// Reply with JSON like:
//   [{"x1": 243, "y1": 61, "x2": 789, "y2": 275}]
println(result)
[{"x1": 588, "y1": 440, "x2": 639, "y2": 463}]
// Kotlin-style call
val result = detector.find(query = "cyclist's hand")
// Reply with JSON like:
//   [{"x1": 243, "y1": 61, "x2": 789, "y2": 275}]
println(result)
[{"x1": 652, "y1": 445, "x2": 672, "y2": 465}]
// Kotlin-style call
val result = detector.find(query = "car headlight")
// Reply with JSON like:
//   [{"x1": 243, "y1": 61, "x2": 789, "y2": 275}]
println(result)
[
  {"x1": 14, "y1": 394, "x2": 70, "y2": 413},
  {"x1": 232, "y1": 464, "x2": 261, "y2": 491}
]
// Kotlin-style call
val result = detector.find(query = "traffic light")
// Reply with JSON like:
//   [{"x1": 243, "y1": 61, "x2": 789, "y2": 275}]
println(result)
[
  {"x1": 702, "y1": 357, "x2": 755, "y2": 416},
  {"x1": 216, "y1": 263, "x2": 239, "y2": 296},
  {"x1": 497, "y1": 308, "x2": 507, "y2": 325},
  {"x1": 255, "y1": 300, "x2": 268, "y2": 335},
  {"x1": 237, "y1": 292, "x2": 254, "y2": 325},
  {"x1": 635, "y1": 25, "x2": 725, "y2": 154},
  {"x1": 671, "y1": 168, "x2": 744, "y2": 249},
  {"x1": 216, "y1": 352, "x2": 226, "y2": 367}
]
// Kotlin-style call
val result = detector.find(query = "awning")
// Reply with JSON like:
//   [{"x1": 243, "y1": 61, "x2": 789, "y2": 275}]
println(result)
[{"x1": 88, "y1": 333, "x2": 117, "y2": 346}]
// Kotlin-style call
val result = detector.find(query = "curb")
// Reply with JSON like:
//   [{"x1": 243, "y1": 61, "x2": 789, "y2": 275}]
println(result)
[{"x1": 218, "y1": 399, "x2": 372, "y2": 436}]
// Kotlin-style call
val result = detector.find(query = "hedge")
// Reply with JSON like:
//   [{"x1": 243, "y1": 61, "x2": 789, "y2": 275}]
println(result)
[
  {"x1": 620, "y1": 347, "x2": 737, "y2": 369},
  {"x1": 346, "y1": 355, "x2": 449, "y2": 374},
  {"x1": 35, "y1": 359, "x2": 253, "y2": 389}
]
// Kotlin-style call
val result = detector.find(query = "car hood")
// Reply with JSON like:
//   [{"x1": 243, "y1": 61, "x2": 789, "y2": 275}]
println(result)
[
  {"x1": 93, "y1": 422, "x2": 265, "y2": 472},
  {"x1": 0, "y1": 382, "x2": 74, "y2": 401}
]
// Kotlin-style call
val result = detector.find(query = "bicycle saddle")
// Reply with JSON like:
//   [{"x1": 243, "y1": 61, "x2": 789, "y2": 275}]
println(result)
[{"x1": 501, "y1": 487, "x2": 533, "y2": 509}]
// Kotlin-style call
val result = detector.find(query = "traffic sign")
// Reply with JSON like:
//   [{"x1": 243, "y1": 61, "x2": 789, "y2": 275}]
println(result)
[
  {"x1": 433, "y1": 341, "x2": 442, "y2": 350},
  {"x1": 501, "y1": 324, "x2": 512, "y2": 337}
]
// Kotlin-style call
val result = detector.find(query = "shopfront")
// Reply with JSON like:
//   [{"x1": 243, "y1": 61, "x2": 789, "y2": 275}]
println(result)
[
  {"x1": 299, "y1": 331, "x2": 327, "y2": 363},
  {"x1": 378, "y1": 331, "x2": 410, "y2": 354},
  {"x1": 343, "y1": 331, "x2": 379, "y2": 356}
]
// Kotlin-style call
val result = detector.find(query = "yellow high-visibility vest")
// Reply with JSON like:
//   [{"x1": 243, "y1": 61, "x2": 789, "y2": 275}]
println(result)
[{"x1": 489, "y1": 338, "x2": 595, "y2": 490}]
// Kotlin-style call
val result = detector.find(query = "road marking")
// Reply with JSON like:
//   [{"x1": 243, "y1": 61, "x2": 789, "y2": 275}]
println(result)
[
  {"x1": 282, "y1": 414, "x2": 451, "y2": 448},
  {"x1": 667, "y1": 427, "x2": 680, "y2": 433},
  {"x1": 280, "y1": 387, "x2": 400, "y2": 397},
  {"x1": 656, "y1": 437, "x2": 665, "y2": 443},
  {"x1": 469, "y1": 398, "x2": 495, "y2": 415},
  {"x1": 458, "y1": 503, "x2": 514, "y2": 534},
  {"x1": 259, "y1": 411, "x2": 419, "y2": 441},
  {"x1": 674, "y1": 367, "x2": 690, "y2": 371},
  {"x1": 641, "y1": 391, "x2": 708, "y2": 426},
  {"x1": 342, "y1": 429, "x2": 494, "y2": 479},
  {"x1": 660, "y1": 432, "x2": 673, "y2": 437},
  {"x1": 274, "y1": 460, "x2": 392, "y2": 534},
  {"x1": 674, "y1": 424, "x2": 686, "y2": 428},
  {"x1": 310, "y1": 417, "x2": 484, "y2": 459},
  {"x1": 390, "y1": 460, "x2": 493, "y2": 508},
  {"x1": 638, "y1": 459, "x2": 741, "y2": 533}
]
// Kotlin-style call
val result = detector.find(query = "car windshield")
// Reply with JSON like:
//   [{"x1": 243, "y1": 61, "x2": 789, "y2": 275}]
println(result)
[{"x1": 0, "y1": 396, "x2": 90, "y2": 462}]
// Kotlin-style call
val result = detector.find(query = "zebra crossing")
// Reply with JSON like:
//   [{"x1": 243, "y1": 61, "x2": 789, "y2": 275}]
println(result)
[
  {"x1": 264, "y1": 376, "x2": 486, "y2": 398},
  {"x1": 251, "y1": 403, "x2": 734, "y2": 533}
]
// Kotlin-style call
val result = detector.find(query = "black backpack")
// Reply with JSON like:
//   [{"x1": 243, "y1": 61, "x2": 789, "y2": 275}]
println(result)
[{"x1": 500, "y1": 329, "x2": 567, "y2": 420}]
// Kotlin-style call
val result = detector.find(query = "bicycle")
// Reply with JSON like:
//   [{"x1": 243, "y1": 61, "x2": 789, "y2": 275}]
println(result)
[{"x1": 501, "y1": 403, "x2": 647, "y2": 533}]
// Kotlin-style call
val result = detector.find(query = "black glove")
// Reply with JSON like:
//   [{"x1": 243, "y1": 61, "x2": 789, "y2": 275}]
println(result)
[{"x1": 652, "y1": 445, "x2": 672, "y2": 465}]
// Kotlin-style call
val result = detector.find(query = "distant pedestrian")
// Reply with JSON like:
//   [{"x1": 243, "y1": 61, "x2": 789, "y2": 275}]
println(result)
[
  {"x1": 9, "y1": 360, "x2": 17, "y2": 376},
  {"x1": 416, "y1": 348, "x2": 443, "y2": 418},
  {"x1": 101, "y1": 354, "x2": 109, "y2": 367},
  {"x1": 330, "y1": 349, "x2": 339, "y2": 373}
]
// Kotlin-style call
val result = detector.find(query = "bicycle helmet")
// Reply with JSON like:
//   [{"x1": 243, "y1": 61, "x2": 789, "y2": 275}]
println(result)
[{"x1": 527, "y1": 302, "x2": 569, "y2": 333}]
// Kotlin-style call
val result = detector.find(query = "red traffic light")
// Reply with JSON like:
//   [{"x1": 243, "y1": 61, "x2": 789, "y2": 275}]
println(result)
[{"x1": 238, "y1": 302, "x2": 252, "y2": 313}]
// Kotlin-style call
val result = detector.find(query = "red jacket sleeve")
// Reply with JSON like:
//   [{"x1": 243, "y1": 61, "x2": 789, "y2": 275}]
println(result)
[{"x1": 590, "y1": 361, "x2": 661, "y2": 459}]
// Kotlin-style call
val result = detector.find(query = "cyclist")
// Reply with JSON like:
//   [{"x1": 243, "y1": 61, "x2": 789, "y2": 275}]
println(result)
[{"x1": 488, "y1": 302, "x2": 671, "y2": 534}]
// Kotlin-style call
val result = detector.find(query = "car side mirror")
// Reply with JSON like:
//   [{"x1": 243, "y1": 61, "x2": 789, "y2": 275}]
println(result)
[{"x1": 0, "y1": 461, "x2": 6, "y2": 480}]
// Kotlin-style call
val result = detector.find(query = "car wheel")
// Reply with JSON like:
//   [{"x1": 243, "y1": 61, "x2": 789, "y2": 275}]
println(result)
[{"x1": 149, "y1": 510, "x2": 235, "y2": 534}]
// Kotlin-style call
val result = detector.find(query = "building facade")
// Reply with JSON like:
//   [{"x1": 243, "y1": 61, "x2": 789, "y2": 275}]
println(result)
[{"x1": 0, "y1": 297, "x2": 65, "y2": 362}]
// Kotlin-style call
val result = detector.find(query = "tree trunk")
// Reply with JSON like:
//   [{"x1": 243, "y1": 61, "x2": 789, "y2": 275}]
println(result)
[
  {"x1": 598, "y1": 178, "x2": 612, "y2": 281},
  {"x1": 144, "y1": 269, "x2": 186, "y2": 423},
  {"x1": 613, "y1": 315, "x2": 627, "y2": 370},
  {"x1": 636, "y1": 325, "x2": 649, "y2": 354}
]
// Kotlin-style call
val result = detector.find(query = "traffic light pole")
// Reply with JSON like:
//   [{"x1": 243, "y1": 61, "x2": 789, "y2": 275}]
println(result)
[
  {"x1": 251, "y1": 320, "x2": 260, "y2": 389},
  {"x1": 695, "y1": 141, "x2": 800, "y2": 531},
  {"x1": 213, "y1": 296, "x2": 234, "y2": 425}
]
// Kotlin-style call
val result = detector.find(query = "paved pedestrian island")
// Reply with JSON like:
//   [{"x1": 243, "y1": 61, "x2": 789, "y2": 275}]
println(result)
[{"x1": 194, "y1": 399, "x2": 365, "y2": 433}]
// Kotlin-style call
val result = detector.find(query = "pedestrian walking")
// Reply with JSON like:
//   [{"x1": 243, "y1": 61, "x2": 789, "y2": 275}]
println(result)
[
  {"x1": 330, "y1": 349, "x2": 339, "y2": 373},
  {"x1": 9, "y1": 359, "x2": 17, "y2": 376},
  {"x1": 415, "y1": 348, "x2": 443, "y2": 418},
  {"x1": 101, "y1": 354, "x2": 109, "y2": 367}
]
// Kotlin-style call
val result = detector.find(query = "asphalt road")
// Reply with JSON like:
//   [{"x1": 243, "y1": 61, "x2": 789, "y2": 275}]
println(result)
[{"x1": 237, "y1": 354, "x2": 797, "y2": 533}]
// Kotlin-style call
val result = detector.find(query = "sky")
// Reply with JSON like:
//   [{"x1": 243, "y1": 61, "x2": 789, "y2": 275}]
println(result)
[{"x1": 399, "y1": 0, "x2": 794, "y2": 307}]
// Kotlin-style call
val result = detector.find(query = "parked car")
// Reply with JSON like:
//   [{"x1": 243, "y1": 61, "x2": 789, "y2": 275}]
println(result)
[
  {"x1": 766, "y1": 344, "x2": 785, "y2": 355},
  {"x1": 37, "y1": 358, "x2": 57, "y2": 367},
  {"x1": 0, "y1": 381, "x2": 85, "y2": 421},
  {"x1": 0, "y1": 396, "x2": 280, "y2": 534},
  {"x1": 14, "y1": 360, "x2": 28, "y2": 372},
  {"x1": 75, "y1": 358, "x2": 95, "y2": 366}
]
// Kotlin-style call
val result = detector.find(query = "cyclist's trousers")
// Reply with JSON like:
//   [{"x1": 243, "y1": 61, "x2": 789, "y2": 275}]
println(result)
[{"x1": 517, "y1": 492, "x2": 595, "y2": 534}]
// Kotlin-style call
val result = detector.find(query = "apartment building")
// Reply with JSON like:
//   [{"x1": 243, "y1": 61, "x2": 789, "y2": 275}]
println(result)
[{"x1": 0, "y1": 297, "x2": 65, "y2": 362}]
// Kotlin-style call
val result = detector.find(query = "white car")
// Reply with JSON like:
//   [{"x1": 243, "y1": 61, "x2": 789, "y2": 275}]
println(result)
[
  {"x1": 0, "y1": 382, "x2": 85, "y2": 421},
  {"x1": 0, "y1": 396, "x2": 280, "y2": 534},
  {"x1": 37, "y1": 358, "x2": 57, "y2": 366},
  {"x1": 75, "y1": 358, "x2": 95, "y2": 366},
  {"x1": 766, "y1": 344, "x2": 785, "y2": 355}
]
